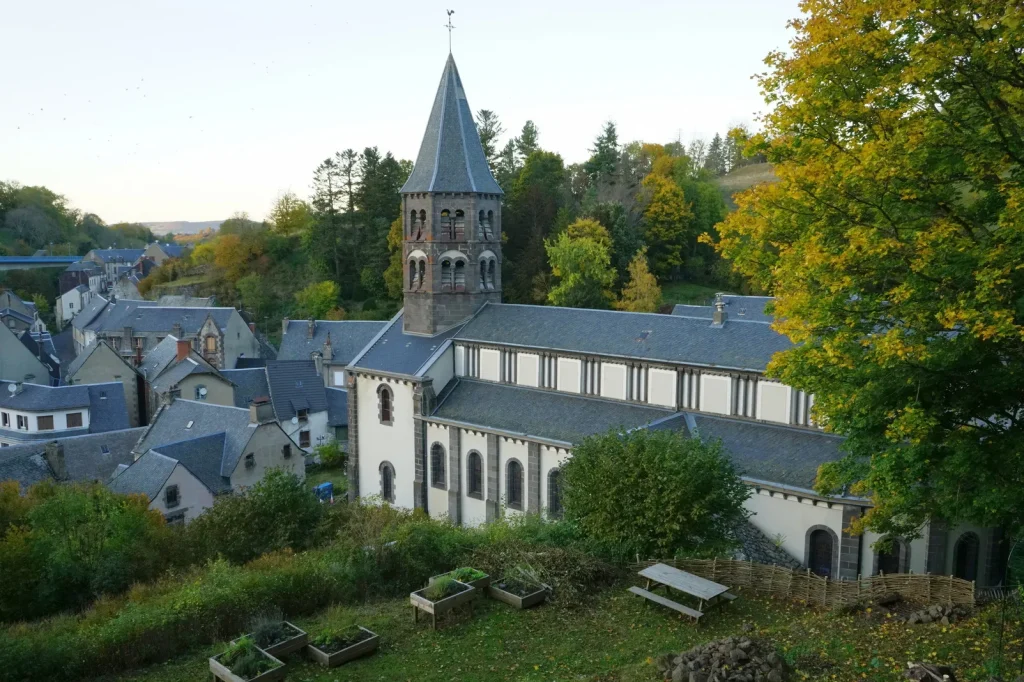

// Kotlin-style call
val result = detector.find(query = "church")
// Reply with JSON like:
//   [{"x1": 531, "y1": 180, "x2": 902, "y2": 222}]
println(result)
[{"x1": 337, "y1": 54, "x2": 1004, "y2": 587}]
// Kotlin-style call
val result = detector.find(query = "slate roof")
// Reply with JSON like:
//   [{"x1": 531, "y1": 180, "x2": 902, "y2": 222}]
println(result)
[
  {"x1": 351, "y1": 312, "x2": 464, "y2": 375},
  {"x1": 89, "y1": 248, "x2": 145, "y2": 264},
  {"x1": 72, "y1": 295, "x2": 112, "y2": 330},
  {"x1": 0, "y1": 380, "x2": 128, "y2": 438},
  {"x1": 432, "y1": 379, "x2": 675, "y2": 444},
  {"x1": 682, "y1": 414, "x2": 846, "y2": 491},
  {"x1": 234, "y1": 357, "x2": 267, "y2": 369},
  {"x1": 400, "y1": 55, "x2": 502, "y2": 195},
  {"x1": 156, "y1": 244, "x2": 189, "y2": 258},
  {"x1": 156, "y1": 295, "x2": 213, "y2": 307},
  {"x1": 19, "y1": 332, "x2": 60, "y2": 385},
  {"x1": 455, "y1": 303, "x2": 793, "y2": 372},
  {"x1": 222, "y1": 368, "x2": 270, "y2": 408},
  {"x1": 49, "y1": 329, "x2": 77, "y2": 375},
  {"x1": 0, "y1": 308, "x2": 33, "y2": 325},
  {"x1": 672, "y1": 295, "x2": 777, "y2": 324},
  {"x1": 277, "y1": 320, "x2": 387, "y2": 364},
  {"x1": 0, "y1": 427, "x2": 145, "y2": 489},
  {"x1": 149, "y1": 431, "x2": 232, "y2": 494},
  {"x1": 65, "y1": 261, "x2": 101, "y2": 273},
  {"x1": 133, "y1": 399, "x2": 256, "y2": 477},
  {"x1": 80, "y1": 301, "x2": 236, "y2": 334},
  {"x1": 325, "y1": 387, "x2": 348, "y2": 427},
  {"x1": 265, "y1": 361, "x2": 328, "y2": 420},
  {"x1": 66, "y1": 339, "x2": 133, "y2": 379},
  {"x1": 138, "y1": 335, "x2": 181, "y2": 379},
  {"x1": 108, "y1": 450, "x2": 177, "y2": 500},
  {"x1": 149, "y1": 355, "x2": 223, "y2": 394}
]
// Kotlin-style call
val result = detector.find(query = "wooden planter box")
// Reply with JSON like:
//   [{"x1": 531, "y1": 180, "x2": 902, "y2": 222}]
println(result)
[
  {"x1": 209, "y1": 649, "x2": 285, "y2": 682},
  {"x1": 489, "y1": 581, "x2": 547, "y2": 609},
  {"x1": 428, "y1": 570, "x2": 491, "y2": 592},
  {"x1": 233, "y1": 621, "x2": 308, "y2": 658},
  {"x1": 410, "y1": 580, "x2": 476, "y2": 629},
  {"x1": 305, "y1": 627, "x2": 379, "y2": 668}
]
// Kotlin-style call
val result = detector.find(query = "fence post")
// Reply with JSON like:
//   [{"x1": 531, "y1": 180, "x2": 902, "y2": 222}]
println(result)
[
  {"x1": 948, "y1": 574, "x2": 954, "y2": 606},
  {"x1": 925, "y1": 573, "x2": 931, "y2": 603},
  {"x1": 712, "y1": 557, "x2": 717, "y2": 582},
  {"x1": 767, "y1": 564, "x2": 775, "y2": 595}
]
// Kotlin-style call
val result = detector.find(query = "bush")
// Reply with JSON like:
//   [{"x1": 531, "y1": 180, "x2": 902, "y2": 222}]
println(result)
[
  {"x1": 314, "y1": 441, "x2": 345, "y2": 470},
  {"x1": 184, "y1": 470, "x2": 326, "y2": 564},
  {"x1": 561, "y1": 428, "x2": 750, "y2": 558},
  {"x1": 0, "y1": 481, "x2": 174, "y2": 622}
]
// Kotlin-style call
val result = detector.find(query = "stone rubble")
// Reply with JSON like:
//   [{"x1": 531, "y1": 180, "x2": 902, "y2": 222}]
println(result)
[
  {"x1": 656, "y1": 635, "x2": 788, "y2": 682},
  {"x1": 904, "y1": 603, "x2": 971, "y2": 626}
]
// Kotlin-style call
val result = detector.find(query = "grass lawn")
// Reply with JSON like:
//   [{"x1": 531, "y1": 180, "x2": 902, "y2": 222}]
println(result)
[
  {"x1": 93, "y1": 583, "x2": 1013, "y2": 682},
  {"x1": 305, "y1": 464, "x2": 347, "y2": 493},
  {"x1": 660, "y1": 282, "x2": 732, "y2": 307}
]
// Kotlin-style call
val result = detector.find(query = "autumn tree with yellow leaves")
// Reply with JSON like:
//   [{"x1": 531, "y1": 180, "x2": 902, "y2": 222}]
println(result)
[{"x1": 715, "y1": 1, "x2": 1024, "y2": 537}]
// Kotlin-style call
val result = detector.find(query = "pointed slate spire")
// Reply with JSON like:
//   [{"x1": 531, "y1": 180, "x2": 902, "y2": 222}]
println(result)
[{"x1": 401, "y1": 55, "x2": 502, "y2": 195}]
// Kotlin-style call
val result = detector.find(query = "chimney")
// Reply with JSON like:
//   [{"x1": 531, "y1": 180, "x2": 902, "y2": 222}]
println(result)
[
  {"x1": 249, "y1": 397, "x2": 275, "y2": 424},
  {"x1": 281, "y1": 317, "x2": 289, "y2": 336},
  {"x1": 134, "y1": 345, "x2": 143, "y2": 367},
  {"x1": 12, "y1": 381, "x2": 24, "y2": 395},
  {"x1": 176, "y1": 339, "x2": 190, "y2": 362},
  {"x1": 306, "y1": 319, "x2": 315, "y2": 339},
  {"x1": 172, "y1": 322, "x2": 183, "y2": 338},
  {"x1": 712, "y1": 293, "x2": 727, "y2": 326},
  {"x1": 248, "y1": 322, "x2": 256, "y2": 334},
  {"x1": 44, "y1": 441, "x2": 67, "y2": 481},
  {"x1": 323, "y1": 332, "x2": 333, "y2": 362},
  {"x1": 313, "y1": 351, "x2": 323, "y2": 377}
]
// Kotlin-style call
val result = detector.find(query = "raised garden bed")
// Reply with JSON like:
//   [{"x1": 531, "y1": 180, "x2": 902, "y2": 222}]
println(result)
[
  {"x1": 410, "y1": 577, "x2": 476, "y2": 629},
  {"x1": 490, "y1": 575, "x2": 548, "y2": 609},
  {"x1": 428, "y1": 567, "x2": 491, "y2": 592},
  {"x1": 210, "y1": 637, "x2": 285, "y2": 682},
  {"x1": 306, "y1": 626, "x2": 379, "y2": 668},
  {"x1": 234, "y1": 620, "x2": 308, "y2": 658}
]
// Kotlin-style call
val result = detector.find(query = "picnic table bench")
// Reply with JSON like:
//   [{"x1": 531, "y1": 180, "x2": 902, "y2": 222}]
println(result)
[{"x1": 629, "y1": 563, "x2": 737, "y2": 621}]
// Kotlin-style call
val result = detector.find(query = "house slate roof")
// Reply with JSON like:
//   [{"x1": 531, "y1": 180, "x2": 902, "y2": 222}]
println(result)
[
  {"x1": 265, "y1": 361, "x2": 328, "y2": 421},
  {"x1": 156, "y1": 295, "x2": 213, "y2": 307},
  {"x1": 133, "y1": 399, "x2": 256, "y2": 477},
  {"x1": 72, "y1": 295, "x2": 112, "y2": 330},
  {"x1": 672, "y1": 295, "x2": 777, "y2": 325},
  {"x1": 65, "y1": 261, "x2": 101, "y2": 273},
  {"x1": 350, "y1": 312, "x2": 464, "y2": 376},
  {"x1": 454, "y1": 303, "x2": 793, "y2": 372},
  {"x1": 234, "y1": 358, "x2": 266, "y2": 369},
  {"x1": 88, "y1": 248, "x2": 145, "y2": 264},
  {"x1": 0, "y1": 308, "x2": 33, "y2": 325},
  {"x1": 148, "y1": 431, "x2": 232, "y2": 494},
  {"x1": 108, "y1": 450, "x2": 177, "y2": 500},
  {"x1": 80, "y1": 301, "x2": 236, "y2": 335},
  {"x1": 222, "y1": 368, "x2": 270, "y2": 408},
  {"x1": 150, "y1": 356, "x2": 224, "y2": 394},
  {"x1": 325, "y1": 388, "x2": 348, "y2": 427},
  {"x1": 277, "y1": 320, "x2": 387, "y2": 364},
  {"x1": 646, "y1": 413, "x2": 847, "y2": 492},
  {"x1": 49, "y1": 329, "x2": 77, "y2": 376},
  {"x1": 0, "y1": 427, "x2": 146, "y2": 489},
  {"x1": 0, "y1": 381, "x2": 129, "y2": 438},
  {"x1": 156, "y1": 244, "x2": 189, "y2": 258},
  {"x1": 138, "y1": 335, "x2": 180, "y2": 379},
  {"x1": 432, "y1": 379, "x2": 675, "y2": 444},
  {"x1": 19, "y1": 332, "x2": 60, "y2": 385},
  {"x1": 66, "y1": 339, "x2": 134, "y2": 379},
  {"x1": 400, "y1": 54, "x2": 503, "y2": 195}
]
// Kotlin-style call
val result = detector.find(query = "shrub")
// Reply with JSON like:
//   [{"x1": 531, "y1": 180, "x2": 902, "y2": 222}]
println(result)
[
  {"x1": 561, "y1": 428, "x2": 750, "y2": 558},
  {"x1": 184, "y1": 470, "x2": 326, "y2": 564},
  {"x1": 314, "y1": 440, "x2": 345, "y2": 470}
]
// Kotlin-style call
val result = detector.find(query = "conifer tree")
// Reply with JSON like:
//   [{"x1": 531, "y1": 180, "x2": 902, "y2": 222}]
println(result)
[{"x1": 615, "y1": 248, "x2": 661, "y2": 313}]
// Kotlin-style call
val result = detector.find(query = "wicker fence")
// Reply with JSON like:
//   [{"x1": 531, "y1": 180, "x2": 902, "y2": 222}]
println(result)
[{"x1": 629, "y1": 558, "x2": 975, "y2": 608}]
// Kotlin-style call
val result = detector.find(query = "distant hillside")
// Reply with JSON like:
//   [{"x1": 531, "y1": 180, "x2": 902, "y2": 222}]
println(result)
[
  {"x1": 142, "y1": 220, "x2": 222, "y2": 236},
  {"x1": 714, "y1": 163, "x2": 778, "y2": 210}
]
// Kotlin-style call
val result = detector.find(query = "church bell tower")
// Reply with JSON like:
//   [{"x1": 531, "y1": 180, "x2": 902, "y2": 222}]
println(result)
[{"x1": 400, "y1": 55, "x2": 503, "y2": 336}]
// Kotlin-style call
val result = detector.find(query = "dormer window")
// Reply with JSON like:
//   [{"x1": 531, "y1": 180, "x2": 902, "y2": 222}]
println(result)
[{"x1": 297, "y1": 408, "x2": 308, "y2": 421}]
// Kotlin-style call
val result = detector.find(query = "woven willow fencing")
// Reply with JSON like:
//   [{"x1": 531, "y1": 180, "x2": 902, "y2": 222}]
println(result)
[{"x1": 629, "y1": 558, "x2": 975, "y2": 608}]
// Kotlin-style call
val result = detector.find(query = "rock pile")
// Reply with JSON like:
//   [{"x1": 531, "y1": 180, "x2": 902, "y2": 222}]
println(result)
[
  {"x1": 905, "y1": 603, "x2": 970, "y2": 625},
  {"x1": 656, "y1": 636, "x2": 788, "y2": 682},
  {"x1": 904, "y1": 662, "x2": 957, "y2": 680}
]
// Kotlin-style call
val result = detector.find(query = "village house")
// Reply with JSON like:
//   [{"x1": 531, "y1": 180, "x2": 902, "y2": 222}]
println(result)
[
  {"x1": 66, "y1": 340, "x2": 144, "y2": 427},
  {"x1": 0, "y1": 427, "x2": 146, "y2": 491},
  {"x1": 342, "y1": 54, "x2": 1005, "y2": 587},
  {"x1": 142, "y1": 242, "x2": 190, "y2": 265},
  {"x1": 0, "y1": 323, "x2": 51, "y2": 386},
  {"x1": 17, "y1": 331, "x2": 62, "y2": 386},
  {"x1": 109, "y1": 398, "x2": 303, "y2": 522},
  {"x1": 264, "y1": 360, "x2": 329, "y2": 451},
  {"x1": 71, "y1": 297, "x2": 261, "y2": 367},
  {"x1": 0, "y1": 289, "x2": 46, "y2": 335},
  {"x1": 277, "y1": 318, "x2": 386, "y2": 388},
  {"x1": 56, "y1": 284, "x2": 92, "y2": 327},
  {"x1": 137, "y1": 336, "x2": 235, "y2": 417},
  {"x1": 0, "y1": 380, "x2": 130, "y2": 447},
  {"x1": 82, "y1": 247, "x2": 146, "y2": 281},
  {"x1": 58, "y1": 260, "x2": 102, "y2": 296}
]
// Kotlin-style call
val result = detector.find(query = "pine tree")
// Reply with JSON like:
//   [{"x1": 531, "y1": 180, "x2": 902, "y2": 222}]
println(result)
[
  {"x1": 615, "y1": 248, "x2": 661, "y2": 312},
  {"x1": 584, "y1": 121, "x2": 619, "y2": 182},
  {"x1": 704, "y1": 133, "x2": 726, "y2": 176},
  {"x1": 515, "y1": 120, "x2": 540, "y2": 162},
  {"x1": 475, "y1": 109, "x2": 504, "y2": 167}
]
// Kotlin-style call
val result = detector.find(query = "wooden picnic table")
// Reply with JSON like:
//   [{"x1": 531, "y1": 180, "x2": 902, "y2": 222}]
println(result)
[{"x1": 630, "y1": 563, "x2": 736, "y2": 620}]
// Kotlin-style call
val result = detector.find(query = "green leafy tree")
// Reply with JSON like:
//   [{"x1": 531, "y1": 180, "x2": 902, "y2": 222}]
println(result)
[
  {"x1": 545, "y1": 220, "x2": 616, "y2": 309},
  {"x1": 641, "y1": 174, "x2": 692, "y2": 280},
  {"x1": 561, "y1": 429, "x2": 749, "y2": 558},
  {"x1": 714, "y1": 0, "x2": 1024, "y2": 538},
  {"x1": 267, "y1": 192, "x2": 312, "y2": 236},
  {"x1": 294, "y1": 281, "x2": 340, "y2": 320},
  {"x1": 615, "y1": 248, "x2": 661, "y2": 312},
  {"x1": 475, "y1": 109, "x2": 505, "y2": 166}
]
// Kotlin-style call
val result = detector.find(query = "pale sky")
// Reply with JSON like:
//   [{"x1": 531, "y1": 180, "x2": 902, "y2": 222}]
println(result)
[{"x1": 3, "y1": 1, "x2": 798, "y2": 224}]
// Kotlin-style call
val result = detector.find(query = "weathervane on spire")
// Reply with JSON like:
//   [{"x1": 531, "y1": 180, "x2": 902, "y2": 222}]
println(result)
[{"x1": 445, "y1": 10, "x2": 456, "y2": 53}]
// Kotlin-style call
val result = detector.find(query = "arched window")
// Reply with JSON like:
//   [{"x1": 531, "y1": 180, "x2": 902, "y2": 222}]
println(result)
[
  {"x1": 478, "y1": 209, "x2": 486, "y2": 239},
  {"x1": 953, "y1": 532, "x2": 980, "y2": 581},
  {"x1": 479, "y1": 260, "x2": 487, "y2": 289},
  {"x1": 547, "y1": 468, "x2": 562, "y2": 518},
  {"x1": 506, "y1": 459, "x2": 523, "y2": 510},
  {"x1": 487, "y1": 260, "x2": 496, "y2": 290},
  {"x1": 454, "y1": 261, "x2": 466, "y2": 291},
  {"x1": 467, "y1": 451, "x2": 483, "y2": 499},
  {"x1": 418, "y1": 260, "x2": 426, "y2": 290},
  {"x1": 377, "y1": 384, "x2": 393, "y2": 424},
  {"x1": 807, "y1": 528, "x2": 835, "y2": 577},
  {"x1": 409, "y1": 259, "x2": 418, "y2": 289},
  {"x1": 440, "y1": 259, "x2": 452, "y2": 291},
  {"x1": 876, "y1": 537, "x2": 907, "y2": 575},
  {"x1": 440, "y1": 209, "x2": 453, "y2": 239},
  {"x1": 410, "y1": 209, "x2": 419, "y2": 239},
  {"x1": 454, "y1": 210, "x2": 465, "y2": 239},
  {"x1": 430, "y1": 442, "x2": 446, "y2": 488},
  {"x1": 379, "y1": 461, "x2": 395, "y2": 503},
  {"x1": 486, "y1": 210, "x2": 494, "y2": 239}
]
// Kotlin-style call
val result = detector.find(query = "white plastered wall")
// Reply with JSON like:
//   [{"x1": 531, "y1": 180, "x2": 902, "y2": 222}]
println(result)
[
  {"x1": 479, "y1": 348, "x2": 501, "y2": 382},
  {"x1": 700, "y1": 374, "x2": 732, "y2": 415},
  {"x1": 757, "y1": 381, "x2": 792, "y2": 424},
  {"x1": 152, "y1": 463, "x2": 215, "y2": 522},
  {"x1": 356, "y1": 375, "x2": 416, "y2": 509},
  {"x1": 498, "y1": 438, "x2": 529, "y2": 518},
  {"x1": 557, "y1": 358, "x2": 581, "y2": 394},
  {"x1": 517, "y1": 353, "x2": 539, "y2": 388},
  {"x1": 454, "y1": 345, "x2": 466, "y2": 376},
  {"x1": 426, "y1": 422, "x2": 449, "y2": 519},
  {"x1": 745, "y1": 490, "x2": 844, "y2": 567},
  {"x1": 600, "y1": 363, "x2": 627, "y2": 400},
  {"x1": 647, "y1": 368, "x2": 677, "y2": 409},
  {"x1": 461, "y1": 429, "x2": 489, "y2": 527},
  {"x1": 423, "y1": 344, "x2": 455, "y2": 394},
  {"x1": 227, "y1": 423, "x2": 304, "y2": 490}
]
